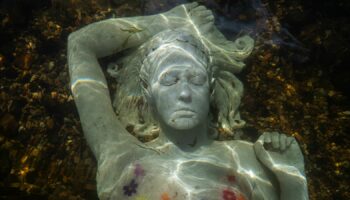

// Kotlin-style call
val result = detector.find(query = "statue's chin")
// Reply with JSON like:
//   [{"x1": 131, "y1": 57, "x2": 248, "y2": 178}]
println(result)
[{"x1": 168, "y1": 117, "x2": 199, "y2": 130}]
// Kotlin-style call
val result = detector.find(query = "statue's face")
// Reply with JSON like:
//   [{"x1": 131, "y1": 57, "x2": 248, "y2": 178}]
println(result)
[{"x1": 150, "y1": 50, "x2": 210, "y2": 130}]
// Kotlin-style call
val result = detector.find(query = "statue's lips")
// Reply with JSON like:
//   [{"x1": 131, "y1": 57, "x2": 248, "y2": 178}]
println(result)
[{"x1": 173, "y1": 108, "x2": 196, "y2": 117}]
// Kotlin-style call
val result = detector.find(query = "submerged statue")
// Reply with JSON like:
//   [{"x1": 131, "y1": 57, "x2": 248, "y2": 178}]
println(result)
[{"x1": 67, "y1": 3, "x2": 308, "y2": 200}]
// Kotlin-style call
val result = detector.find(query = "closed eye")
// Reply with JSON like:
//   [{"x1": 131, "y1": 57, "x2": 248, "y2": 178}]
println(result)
[
  {"x1": 190, "y1": 74, "x2": 207, "y2": 85},
  {"x1": 159, "y1": 73, "x2": 179, "y2": 86}
]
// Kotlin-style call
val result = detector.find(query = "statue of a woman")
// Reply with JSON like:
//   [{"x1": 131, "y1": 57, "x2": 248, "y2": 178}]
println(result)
[{"x1": 67, "y1": 3, "x2": 308, "y2": 200}]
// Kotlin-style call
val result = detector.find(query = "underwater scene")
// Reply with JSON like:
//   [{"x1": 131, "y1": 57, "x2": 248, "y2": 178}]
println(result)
[{"x1": 0, "y1": 0, "x2": 349, "y2": 199}]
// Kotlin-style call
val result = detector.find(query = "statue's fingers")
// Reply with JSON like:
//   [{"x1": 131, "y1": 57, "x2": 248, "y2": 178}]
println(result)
[
  {"x1": 257, "y1": 133, "x2": 265, "y2": 143},
  {"x1": 262, "y1": 132, "x2": 273, "y2": 150},
  {"x1": 271, "y1": 132, "x2": 280, "y2": 149},
  {"x1": 185, "y1": 2, "x2": 199, "y2": 11},
  {"x1": 194, "y1": 18, "x2": 214, "y2": 27},
  {"x1": 206, "y1": 15, "x2": 214, "y2": 21},
  {"x1": 191, "y1": 5, "x2": 207, "y2": 13},
  {"x1": 254, "y1": 135, "x2": 271, "y2": 166},
  {"x1": 286, "y1": 136, "x2": 294, "y2": 147},
  {"x1": 264, "y1": 132, "x2": 272, "y2": 143},
  {"x1": 290, "y1": 137, "x2": 299, "y2": 147},
  {"x1": 198, "y1": 21, "x2": 214, "y2": 32},
  {"x1": 280, "y1": 133, "x2": 287, "y2": 151},
  {"x1": 200, "y1": 10, "x2": 213, "y2": 17}
]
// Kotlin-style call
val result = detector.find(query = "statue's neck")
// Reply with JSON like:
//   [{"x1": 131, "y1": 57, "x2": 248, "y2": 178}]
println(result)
[{"x1": 158, "y1": 122, "x2": 212, "y2": 152}]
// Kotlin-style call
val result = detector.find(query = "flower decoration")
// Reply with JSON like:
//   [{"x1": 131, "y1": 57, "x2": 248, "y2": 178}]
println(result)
[
  {"x1": 134, "y1": 163, "x2": 145, "y2": 177},
  {"x1": 237, "y1": 194, "x2": 245, "y2": 200},
  {"x1": 123, "y1": 179, "x2": 138, "y2": 196},
  {"x1": 161, "y1": 192, "x2": 171, "y2": 200},
  {"x1": 222, "y1": 189, "x2": 236, "y2": 200}
]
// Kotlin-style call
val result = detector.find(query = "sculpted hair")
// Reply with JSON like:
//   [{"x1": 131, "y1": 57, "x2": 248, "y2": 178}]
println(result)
[{"x1": 109, "y1": 29, "x2": 254, "y2": 140}]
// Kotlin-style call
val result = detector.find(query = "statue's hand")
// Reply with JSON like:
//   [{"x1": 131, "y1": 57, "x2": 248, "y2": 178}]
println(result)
[
  {"x1": 164, "y1": 3, "x2": 254, "y2": 73},
  {"x1": 253, "y1": 132, "x2": 306, "y2": 180},
  {"x1": 163, "y1": 3, "x2": 214, "y2": 32},
  {"x1": 164, "y1": 2, "x2": 198, "y2": 17},
  {"x1": 187, "y1": 5, "x2": 215, "y2": 35},
  {"x1": 162, "y1": 2, "x2": 198, "y2": 28}
]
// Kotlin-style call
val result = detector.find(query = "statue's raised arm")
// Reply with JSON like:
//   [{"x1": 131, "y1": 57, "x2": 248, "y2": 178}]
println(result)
[{"x1": 67, "y1": 3, "x2": 211, "y2": 158}]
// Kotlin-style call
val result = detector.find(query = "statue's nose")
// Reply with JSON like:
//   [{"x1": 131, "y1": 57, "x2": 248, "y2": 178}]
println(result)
[{"x1": 178, "y1": 83, "x2": 192, "y2": 102}]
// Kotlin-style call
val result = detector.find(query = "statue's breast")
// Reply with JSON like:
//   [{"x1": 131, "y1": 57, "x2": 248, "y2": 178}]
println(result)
[
  {"x1": 97, "y1": 141, "x2": 278, "y2": 200},
  {"x1": 111, "y1": 153, "x2": 247, "y2": 200}
]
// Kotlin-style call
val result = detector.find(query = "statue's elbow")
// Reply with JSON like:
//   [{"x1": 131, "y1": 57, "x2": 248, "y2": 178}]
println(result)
[
  {"x1": 67, "y1": 31, "x2": 79, "y2": 48},
  {"x1": 67, "y1": 30, "x2": 89, "y2": 58}
]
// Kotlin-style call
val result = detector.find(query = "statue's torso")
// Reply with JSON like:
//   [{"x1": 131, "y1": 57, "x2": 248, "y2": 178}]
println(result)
[{"x1": 96, "y1": 140, "x2": 278, "y2": 200}]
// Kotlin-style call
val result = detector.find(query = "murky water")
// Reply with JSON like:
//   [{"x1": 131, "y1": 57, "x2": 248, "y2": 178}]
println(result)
[{"x1": 0, "y1": 0, "x2": 349, "y2": 199}]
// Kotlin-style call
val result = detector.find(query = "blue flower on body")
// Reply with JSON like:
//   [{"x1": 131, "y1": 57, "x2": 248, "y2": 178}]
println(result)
[{"x1": 123, "y1": 179, "x2": 138, "y2": 196}]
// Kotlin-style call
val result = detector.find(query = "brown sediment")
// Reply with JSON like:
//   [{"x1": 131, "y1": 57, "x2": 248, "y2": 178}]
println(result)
[{"x1": 0, "y1": 0, "x2": 349, "y2": 199}]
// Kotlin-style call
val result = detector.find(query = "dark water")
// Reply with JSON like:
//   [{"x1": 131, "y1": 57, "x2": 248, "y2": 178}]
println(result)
[{"x1": 0, "y1": 0, "x2": 349, "y2": 199}]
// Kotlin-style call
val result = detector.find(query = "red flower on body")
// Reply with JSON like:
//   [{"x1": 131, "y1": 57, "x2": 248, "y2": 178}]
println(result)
[
  {"x1": 161, "y1": 192, "x2": 171, "y2": 200},
  {"x1": 237, "y1": 194, "x2": 246, "y2": 200},
  {"x1": 222, "y1": 189, "x2": 236, "y2": 200}
]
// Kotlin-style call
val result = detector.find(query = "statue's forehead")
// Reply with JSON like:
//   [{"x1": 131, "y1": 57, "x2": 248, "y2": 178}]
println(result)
[
  {"x1": 151, "y1": 49, "x2": 207, "y2": 78},
  {"x1": 149, "y1": 45, "x2": 206, "y2": 70},
  {"x1": 159, "y1": 64, "x2": 206, "y2": 75}
]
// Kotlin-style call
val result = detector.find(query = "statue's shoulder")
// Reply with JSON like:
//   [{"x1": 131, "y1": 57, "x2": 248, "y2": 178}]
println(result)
[
  {"x1": 219, "y1": 140, "x2": 260, "y2": 164},
  {"x1": 222, "y1": 139, "x2": 255, "y2": 150},
  {"x1": 219, "y1": 140, "x2": 279, "y2": 191}
]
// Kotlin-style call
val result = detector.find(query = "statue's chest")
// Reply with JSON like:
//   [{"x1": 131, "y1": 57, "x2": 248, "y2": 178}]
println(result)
[{"x1": 115, "y1": 152, "x2": 248, "y2": 200}]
